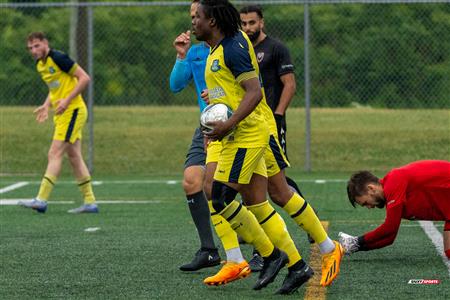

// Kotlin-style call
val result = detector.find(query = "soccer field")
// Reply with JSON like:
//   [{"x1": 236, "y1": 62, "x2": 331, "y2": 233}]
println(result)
[{"x1": 1, "y1": 176, "x2": 448, "y2": 299}]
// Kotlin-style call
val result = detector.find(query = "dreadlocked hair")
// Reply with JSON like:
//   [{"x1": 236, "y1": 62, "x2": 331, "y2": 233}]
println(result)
[{"x1": 200, "y1": 0, "x2": 241, "y2": 37}]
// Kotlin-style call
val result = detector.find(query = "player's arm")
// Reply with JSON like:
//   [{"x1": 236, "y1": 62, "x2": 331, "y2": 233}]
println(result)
[
  {"x1": 339, "y1": 203, "x2": 403, "y2": 254},
  {"x1": 55, "y1": 65, "x2": 90, "y2": 115},
  {"x1": 205, "y1": 76, "x2": 262, "y2": 140},
  {"x1": 33, "y1": 92, "x2": 51, "y2": 123},
  {"x1": 273, "y1": 42, "x2": 296, "y2": 118},
  {"x1": 274, "y1": 73, "x2": 296, "y2": 116},
  {"x1": 169, "y1": 31, "x2": 193, "y2": 93},
  {"x1": 358, "y1": 203, "x2": 403, "y2": 250}
]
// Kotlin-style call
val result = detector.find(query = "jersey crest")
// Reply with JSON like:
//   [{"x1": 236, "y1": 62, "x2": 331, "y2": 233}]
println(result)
[
  {"x1": 211, "y1": 59, "x2": 221, "y2": 72},
  {"x1": 257, "y1": 52, "x2": 264, "y2": 63}
]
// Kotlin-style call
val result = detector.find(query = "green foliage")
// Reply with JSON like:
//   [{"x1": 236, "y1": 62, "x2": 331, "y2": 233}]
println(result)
[{"x1": 1, "y1": 3, "x2": 450, "y2": 107}]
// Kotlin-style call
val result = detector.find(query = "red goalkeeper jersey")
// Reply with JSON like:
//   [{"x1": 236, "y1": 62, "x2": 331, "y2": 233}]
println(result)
[{"x1": 360, "y1": 160, "x2": 450, "y2": 250}]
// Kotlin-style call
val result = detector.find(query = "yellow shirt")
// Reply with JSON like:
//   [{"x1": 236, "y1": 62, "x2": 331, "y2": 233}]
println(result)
[
  {"x1": 205, "y1": 31, "x2": 275, "y2": 147},
  {"x1": 36, "y1": 49, "x2": 85, "y2": 111}
]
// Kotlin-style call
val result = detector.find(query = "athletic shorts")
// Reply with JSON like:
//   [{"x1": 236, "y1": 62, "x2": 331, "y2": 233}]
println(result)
[
  {"x1": 53, "y1": 105, "x2": 87, "y2": 144},
  {"x1": 266, "y1": 134, "x2": 290, "y2": 177},
  {"x1": 206, "y1": 140, "x2": 222, "y2": 165},
  {"x1": 214, "y1": 145, "x2": 267, "y2": 184},
  {"x1": 184, "y1": 127, "x2": 206, "y2": 169}
]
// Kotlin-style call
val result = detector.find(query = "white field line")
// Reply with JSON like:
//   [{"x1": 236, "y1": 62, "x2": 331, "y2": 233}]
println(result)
[
  {"x1": 419, "y1": 221, "x2": 450, "y2": 277},
  {"x1": 1, "y1": 199, "x2": 74, "y2": 205},
  {"x1": 1, "y1": 199, "x2": 161, "y2": 205},
  {"x1": 5, "y1": 179, "x2": 346, "y2": 185},
  {"x1": 0, "y1": 181, "x2": 29, "y2": 194}
]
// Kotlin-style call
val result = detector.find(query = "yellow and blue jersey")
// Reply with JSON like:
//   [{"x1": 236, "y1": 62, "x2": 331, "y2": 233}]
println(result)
[
  {"x1": 36, "y1": 49, "x2": 85, "y2": 111},
  {"x1": 205, "y1": 31, "x2": 276, "y2": 148}
]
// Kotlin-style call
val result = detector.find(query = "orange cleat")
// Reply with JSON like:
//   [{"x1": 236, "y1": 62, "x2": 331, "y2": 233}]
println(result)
[
  {"x1": 320, "y1": 241, "x2": 344, "y2": 287},
  {"x1": 204, "y1": 261, "x2": 251, "y2": 286}
]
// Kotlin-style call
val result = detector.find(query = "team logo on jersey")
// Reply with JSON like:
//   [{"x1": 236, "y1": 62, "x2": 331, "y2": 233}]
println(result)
[
  {"x1": 49, "y1": 67, "x2": 56, "y2": 74},
  {"x1": 257, "y1": 52, "x2": 264, "y2": 63},
  {"x1": 211, "y1": 59, "x2": 221, "y2": 72}
]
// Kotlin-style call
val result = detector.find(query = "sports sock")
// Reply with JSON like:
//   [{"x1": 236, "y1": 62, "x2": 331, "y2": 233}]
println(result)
[
  {"x1": 186, "y1": 191, "x2": 216, "y2": 250},
  {"x1": 37, "y1": 174, "x2": 57, "y2": 201},
  {"x1": 283, "y1": 193, "x2": 328, "y2": 245},
  {"x1": 248, "y1": 200, "x2": 301, "y2": 267},
  {"x1": 219, "y1": 200, "x2": 274, "y2": 257},
  {"x1": 208, "y1": 201, "x2": 240, "y2": 252},
  {"x1": 226, "y1": 247, "x2": 245, "y2": 263},
  {"x1": 318, "y1": 237, "x2": 336, "y2": 254},
  {"x1": 77, "y1": 176, "x2": 96, "y2": 204}
]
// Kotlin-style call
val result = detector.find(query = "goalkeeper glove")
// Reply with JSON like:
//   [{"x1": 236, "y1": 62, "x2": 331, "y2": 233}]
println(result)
[{"x1": 338, "y1": 232, "x2": 360, "y2": 255}]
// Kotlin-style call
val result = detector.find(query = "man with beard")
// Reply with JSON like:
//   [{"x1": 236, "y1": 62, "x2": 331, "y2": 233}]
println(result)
[
  {"x1": 20, "y1": 32, "x2": 98, "y2": 214},
  {"x1": 341, "y1": 160, "x2": 450, "y2": 258},
  {"x1": 239, "y1": 4, "x2": 319, "y2": 272}
]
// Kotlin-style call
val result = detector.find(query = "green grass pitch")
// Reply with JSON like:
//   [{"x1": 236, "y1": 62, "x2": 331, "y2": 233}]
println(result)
[{"x1": 1, "y1": 176, "x2": 448, "y2": 299}]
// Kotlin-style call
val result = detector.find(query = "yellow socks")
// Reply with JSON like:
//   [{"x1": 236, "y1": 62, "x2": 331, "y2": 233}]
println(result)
[
  {"x1": 208, "y1": 201, "x2": 240, "y2": 251},
  {"x1": 219, "y1": 200, "x2": 274, "y2": 257},
  {"x1": 248, "y1": 200, "x2": 301, "y2": 267},
  {"x1": 283, "y1": 193, "x2": 327, "y2": 244},
  {"x1": 78, "y1": 176, "x2": 96, "y2": 204},
  {"x1": 37, "y1": 174, "x2": 57, "y2": 201}
]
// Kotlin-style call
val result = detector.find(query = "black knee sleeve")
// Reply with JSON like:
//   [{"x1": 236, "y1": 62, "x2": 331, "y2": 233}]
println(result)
[
  {"x1": 211, "y1": 181, "x2": 238, "y2": 213},
  {"x1": 286, "y1": 176, "x2": 304, "y2": 198}
]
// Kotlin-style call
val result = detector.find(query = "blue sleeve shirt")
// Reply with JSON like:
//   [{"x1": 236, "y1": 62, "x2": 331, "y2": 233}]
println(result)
[{"x1": 169, "y1": 43, "x2": 209, "y2": 112}]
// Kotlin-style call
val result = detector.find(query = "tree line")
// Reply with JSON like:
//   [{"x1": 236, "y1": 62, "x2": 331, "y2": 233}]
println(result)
[{"x1": 1, "y1": 2, "x2": 449, "y2": 108}]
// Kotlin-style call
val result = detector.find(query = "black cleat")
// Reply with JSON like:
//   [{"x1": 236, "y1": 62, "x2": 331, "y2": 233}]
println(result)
[
  {"x1": 275, "y1": 263, "x2": 314, "y2": 295},
  {"x1": 179, "y1": 248, "x2": 220, "y2": 271},
  {"x1": 248, "y1": 250, "x2": 264, "y2": 272},
  {"x1": 253, "y1": 248, "x2": 288, "y2": 290}
]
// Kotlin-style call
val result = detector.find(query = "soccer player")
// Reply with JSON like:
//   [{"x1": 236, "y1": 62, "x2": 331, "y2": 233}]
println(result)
[
  {"x1": 239, "y1": 5, "x2": 343, "y2": 288},
  {"x1": 192, "y1": 0, "x2": 291, "y2": 292},
  {"x1": 341, "y1": 160, "x2": 450, "y2": 258},
  {"x1": 240, "y1": 5, "x2": 297, "y2": 178},
  {"x1": 19, "y1": 32, "x2": 98, "y2": 214},
  {"x1": 169, "y1": 0, "x2": 249, "y2": 275}
]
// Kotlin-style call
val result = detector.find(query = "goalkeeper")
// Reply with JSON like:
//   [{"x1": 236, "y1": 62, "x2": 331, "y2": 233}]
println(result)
[{"x1": 341, "y1": 160, "x2": 450, "y2": 259}]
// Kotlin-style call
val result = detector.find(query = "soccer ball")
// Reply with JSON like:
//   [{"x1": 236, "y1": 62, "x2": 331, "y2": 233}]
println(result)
[{"x1": 200, "y1": 103, "x2": 233, "y2": 134}]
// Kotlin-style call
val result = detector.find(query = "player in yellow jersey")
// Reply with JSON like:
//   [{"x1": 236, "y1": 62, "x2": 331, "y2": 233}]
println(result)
[
  {"x1": 193, "y1": 0, "x2": 305, "y2": 292},
  {"x1": 239, "y1": 6, "x2": 344, "y2": 288},
  {"x1": 19, "y1": 32, "x2": 98, "y2": 214}
]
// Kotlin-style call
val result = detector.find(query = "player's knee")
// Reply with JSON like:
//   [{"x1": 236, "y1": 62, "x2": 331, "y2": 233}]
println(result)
[
  {"x1": 182, "y1": 176, "x2": 202, "y2": 194},
  {"x1": 211, "y1": 181, "x2": 238, "y2": 213}
]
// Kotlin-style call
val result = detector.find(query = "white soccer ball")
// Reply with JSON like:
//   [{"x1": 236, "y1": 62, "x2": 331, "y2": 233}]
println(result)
[{"x1": 200, "y1": 103, "x2": 233, "y2": 134}]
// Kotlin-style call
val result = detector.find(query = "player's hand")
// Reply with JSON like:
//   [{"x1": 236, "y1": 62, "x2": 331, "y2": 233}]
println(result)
[
  {"x1": 204, "y1": 120, "x2": 234, "y2": 141},
  {"x1": 338, "y1": 232, "x2": 360, "y2": 255},
  {"x1": 173, "y1": 30, "x2": 191, "y2": 59},
  {"x1": 33, "y1": 105, "x2": 49, "y2": 123},
  {"x1": 201, "y1": 89, "x2": 209, "y2": 104},
  {"x1": 55, "y1": 98, "x2": 70, "y2": 115}
]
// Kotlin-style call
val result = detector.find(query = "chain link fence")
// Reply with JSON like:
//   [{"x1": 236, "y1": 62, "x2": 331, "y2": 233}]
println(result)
[{"x1": 1, "y1": 0, "x2": 449, "y2": 176}]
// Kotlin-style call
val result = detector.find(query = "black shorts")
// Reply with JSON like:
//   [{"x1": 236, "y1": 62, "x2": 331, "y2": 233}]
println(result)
[
  {"x1": 277, "y1": 117, "x2": 288, "y2": 160},
  {"x1": 184, "y1": 127, "x2": 206, "y2": 169}
]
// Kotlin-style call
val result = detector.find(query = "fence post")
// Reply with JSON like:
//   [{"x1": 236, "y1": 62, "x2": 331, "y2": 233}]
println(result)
[
  {"x1": 304, "y1": 1, "x2": 311, "y2": 172},
  {"x1": 87, "y1": 5, "x2": 94, "y2": 173}
]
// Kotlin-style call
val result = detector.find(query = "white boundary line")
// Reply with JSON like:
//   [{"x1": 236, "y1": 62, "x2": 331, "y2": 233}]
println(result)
[
  {"x1": 1, "y1": 199, "x2": 161, "y2": 205},
  {"x1": 0, "y1": 181, "x2": 29, "y2": 194},
  {"x1": 0, "y1": 179, "x2": 346, "y2": 185},
  {"x1": 419, "y1": 221, "x2": 450, "y2": 277},
  {"x1": 1, "y1": 199, "x2": 74, "y2": 205}
]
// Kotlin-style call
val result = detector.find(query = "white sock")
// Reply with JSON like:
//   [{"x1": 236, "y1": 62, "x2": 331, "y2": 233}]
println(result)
[
  {"x1": 225, "y1": 247, "x2": 245, "y2": 263},
  {"x1": 319, "y1": 237, "x2": 335, "y2": 254}
]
